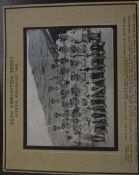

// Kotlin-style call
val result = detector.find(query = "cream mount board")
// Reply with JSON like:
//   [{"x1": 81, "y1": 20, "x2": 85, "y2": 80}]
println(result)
[{"x1": 3, "y1": 1, "x2": 139, "y2": 174}]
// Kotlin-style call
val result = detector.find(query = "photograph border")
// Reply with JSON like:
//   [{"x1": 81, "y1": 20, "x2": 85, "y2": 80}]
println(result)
[{"x1": 23, "y1": 25, "x2": 118, "y2": 151}]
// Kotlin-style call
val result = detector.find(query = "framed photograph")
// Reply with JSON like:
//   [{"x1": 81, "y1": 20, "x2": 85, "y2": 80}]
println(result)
[
  {"x1": 24, "y1": 25, "x2": 117, "y2": 150},
  {"x1": 3, "y1": 1, "x2": 139, "y2": 174}
]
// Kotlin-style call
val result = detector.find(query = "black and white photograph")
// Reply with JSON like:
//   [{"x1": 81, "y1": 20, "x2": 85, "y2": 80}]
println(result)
[{"x1": 25, "y1": 26, "x2": 117, "y2": 149}]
